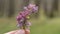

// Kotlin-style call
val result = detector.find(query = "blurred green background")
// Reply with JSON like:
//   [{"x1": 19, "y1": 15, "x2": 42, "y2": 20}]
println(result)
[{"x1": 0, "y1": 0, "x2": 60, "y2": 34}]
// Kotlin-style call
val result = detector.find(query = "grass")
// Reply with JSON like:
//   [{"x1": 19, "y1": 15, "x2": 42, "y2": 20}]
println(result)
[
  {"x1": 31, "y1": 17, "x2": 60, "y2": 34},
  {"x1": 0, "y1": 17, "x2": 60, "y2": 34},
  {"x1": 0, "y1": 10, "x2": 60, "y2": 34}
]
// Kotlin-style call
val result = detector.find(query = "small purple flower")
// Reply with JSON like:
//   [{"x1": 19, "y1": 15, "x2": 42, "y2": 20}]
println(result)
[
  {"x1": 33, "y1": 6, "x2": 38, "y2": 11},
  {"x1": 16, "y1": 15, "x2": 22, "y2": 21},
  {"x1": 28, "y1": 4, "x2": 38, "y2": 12},
  {"x1": 17, "y1": 3, "x2": 38, "y2": 22},
  {"x1": 32, "y1": 6, "x2": 38, "y2": 13},
  {"x1": 24, "y1": 6, "x2": 28, "y2": 10},
  {"x1": 28, "y1": 3, "x2": 36, "y2": 8},
  {"x1": 24, "y1": 3, "x2": 38, "y2": 13},
  {"x1": 16, "y1": 3, "x2": 38, "y2": 28}
]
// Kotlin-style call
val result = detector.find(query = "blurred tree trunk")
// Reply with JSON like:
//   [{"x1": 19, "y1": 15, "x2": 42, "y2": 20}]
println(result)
[
  {"x1": 53, "y1": 0, "x2": 58, "y2": 17},
  {"x1": 7, "y1": 0, "x2": 15, "y2": 17},
  {"x1": 3, "y1": 0, "x2": 9, "y2": 17},
  {"x1": 54, "y1": 0, "x2": 58, "y2": 11},
  {"x1": 44, "y1": 0, "x2": 53, "y2": 18},
  {"x1": 0, "y1": 0, "x2": 5, "y2": 17},
  {"x1": 29, "y1": 0, "x2": 35, "y2": 3},
  {"x1": 43, "y1": 0, "x2": 58, "y2": 18},
  {"x1": 58, "y1": 0, "x2": 60, "y2": 16},
  {"x1": 14, "y1": 0, "x2": 22, "y2": 15},
  {"x1": 15, "y1": 0, "x2": 29, "y2": 16}
]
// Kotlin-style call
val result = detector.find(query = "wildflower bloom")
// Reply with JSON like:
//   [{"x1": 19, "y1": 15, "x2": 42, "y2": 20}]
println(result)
[
  {"x1": 24, "y1": 3, "x2": 38, "y2": 13},
  {"x1": 17, "y1": 3, "x2": 38, "y2": 22},
  {"x1": 16, "y1": 3, "x2": 38, "y2": 29},
  {"x1": 28, "y1": 4, "x2": 36, "y2": 8},
  {"x1": 24, "y1": 7, "x2": 28, "y2": 10},
  {"x1": 32, "y1": 6, "x2": 38, "y2": 13}
]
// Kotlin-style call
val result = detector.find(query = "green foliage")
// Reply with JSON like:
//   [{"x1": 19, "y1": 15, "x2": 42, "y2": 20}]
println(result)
[{"x1": 0, "y1": 17, "x2": 60, "y2": 34}]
